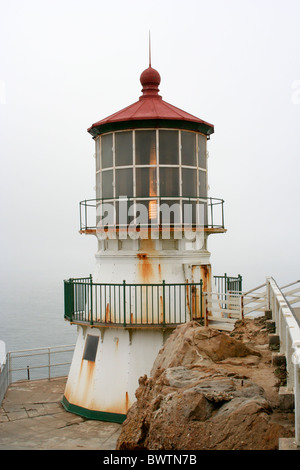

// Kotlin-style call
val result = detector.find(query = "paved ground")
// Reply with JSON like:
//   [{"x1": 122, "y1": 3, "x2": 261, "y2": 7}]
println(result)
[
  {"x1": 0, "y1": 377, "x2": 122, "y2": 450},
  {"x1": 1, "y1": 309, "x2": 299, "y2": 452}
]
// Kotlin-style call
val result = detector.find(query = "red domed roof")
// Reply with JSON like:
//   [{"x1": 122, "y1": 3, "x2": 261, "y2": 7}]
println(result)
[{"x1": 88, "y1": 66, "x2": 214, "y2": 137}]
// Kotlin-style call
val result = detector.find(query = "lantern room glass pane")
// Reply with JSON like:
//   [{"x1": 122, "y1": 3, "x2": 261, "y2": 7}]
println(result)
[
  {"x1": 96, "y1": 138, "x2": 100, "y2": 172},
  {"x1": 199, "y1": 170, "x2": 207, "y2": 197},
  {"x1": 96, "y1": 172, "x2": 100, "y2": 199},
  {"x1": 183, "y1": 201, "x2": 197, "y2": 226},
  {"x1": 198, "y1": 134, "x2": 206, "y2": 169},
  {"x1": 116, "y1": 168, "x2": 133, "y2": 198},
  {"x1": 181, "y1": 131, "x2": 196, "y2": 166},
  {"x1": 136, "y1": 167, "x2": 157, "y2": 198},
  {"x1": 101, "y1": 134, "x2": 113, "y2": 169},
  {"x1": 115, "y1": 132, "x2": 133, "y2": 167},
  {"x1": 102, "y1": 170, "x2": 113, "y2": 198},
  {"x1": 160, "y1": 167, "x2": 179, "y2": 197},
  {"x1": 159, "y1": 130, "x2": 179, "y2": 165},
  {"x1": 160, "y1": 199, "x2": 181, "y2": 225},
  {"x1": 182, "y1": 168, "x2": 197, "y2": 198},
  {"x1": 135, "y1": 130, "x2": 157, "y2": 165}
]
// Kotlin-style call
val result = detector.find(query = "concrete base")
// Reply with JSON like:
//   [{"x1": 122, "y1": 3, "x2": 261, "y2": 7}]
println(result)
[
  {"x1": 266, "y1": 320, "x2": 276, "y2": 333},
  {"x1": 279, "y1": 438, "x2": 299, "y2": 450},
  {"x1": 269, "y1": 333, "x2": 280, "y2": 350},
  {"x1": 279, "y1": 386, "x2": 294, "y2": 411},
  {"x1": 264, "y1": 310, "x2": 272, "y2": 320},
  {"x1": 272, "y1": 352, "x2": 286, "y2": 367}
]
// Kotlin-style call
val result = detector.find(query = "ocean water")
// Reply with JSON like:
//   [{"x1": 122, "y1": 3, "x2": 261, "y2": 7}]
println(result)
[{"x1": 0, "y1": 273, "x2": 77, "y2": 353}]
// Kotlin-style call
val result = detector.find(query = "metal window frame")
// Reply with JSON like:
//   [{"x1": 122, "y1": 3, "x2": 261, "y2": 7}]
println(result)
[{"x1": 97, "y1": 128, "x2": 208, "y2": 201}]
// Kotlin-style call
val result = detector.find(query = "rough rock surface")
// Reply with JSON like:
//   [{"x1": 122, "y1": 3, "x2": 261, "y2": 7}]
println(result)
[{"x1": 116, "y1": 317, "x2": 294, "y2": 450}]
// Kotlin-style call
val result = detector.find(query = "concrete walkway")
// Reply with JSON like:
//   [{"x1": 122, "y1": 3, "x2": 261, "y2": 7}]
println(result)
[{"x1": 0, "y1": 377, "x2": 122, "y2": 450}]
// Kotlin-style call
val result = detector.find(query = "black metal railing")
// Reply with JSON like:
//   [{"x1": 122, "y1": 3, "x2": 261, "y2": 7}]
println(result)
[{"x1": 79, "y1": 196, "x2": 225, "y2": 233}]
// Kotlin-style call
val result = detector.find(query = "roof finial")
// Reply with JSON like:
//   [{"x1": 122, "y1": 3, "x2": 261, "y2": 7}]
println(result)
[{"x1": 149, "y1": 30, "x2": 151, "y2": 68}]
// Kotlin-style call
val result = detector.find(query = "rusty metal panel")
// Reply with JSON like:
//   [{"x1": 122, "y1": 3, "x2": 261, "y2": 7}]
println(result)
[{"x1": 64, "y1": 326, "x2": 165, "y2": 419}]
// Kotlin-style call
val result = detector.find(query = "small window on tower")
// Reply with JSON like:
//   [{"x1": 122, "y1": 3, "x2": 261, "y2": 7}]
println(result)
[{"x1": 83, "y1": 335, "x2": 99, "y2": 362}]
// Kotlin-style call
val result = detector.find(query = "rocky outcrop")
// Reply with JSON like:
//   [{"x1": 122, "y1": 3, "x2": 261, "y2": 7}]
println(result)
[{"x1": 116, "y1": 318, "x2": 294, "y2": 450}]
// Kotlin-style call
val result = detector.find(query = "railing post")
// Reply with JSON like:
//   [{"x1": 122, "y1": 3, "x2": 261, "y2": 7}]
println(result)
[
  {"x1": 64, "y1": 279, "x2": 74, "y2": 322},
  {"x1": 294, "y1": 359, "x2": 300, "y2": 446},
  {"x1": 89, "y1": 274, "x2": 93, "y2": 325},
  {"x1": 204, "y1": 293, "x2": 209, "y2": 327},
  {"x1": 241, "y1": 294, "x2": 244, "y2": 319},
  {"x1": 266, "y1": 278, "x2": 272, "y2": 310},
  {"x1": 238, "y1": 274, "x2": 242, "y2": 292},
  {"x1": 222, "y1": 199, "x2": 224, "y2": 228},
  {"x1": 200, "y1": 280, "x2": 203, "y2": 323},
  {"x1": 79, "y1": 201, "x2": 82, "y2": 231},
  {"x1": 162, "y1": 280, "x2": 166, "y2": 327},
  {"x1": 123, "y1": 280, "x2": 126, "y2": 327}
]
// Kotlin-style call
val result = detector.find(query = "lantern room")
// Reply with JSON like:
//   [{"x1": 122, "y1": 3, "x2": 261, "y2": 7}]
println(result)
[{"x1": 89, "y1": 65, "x2": 213, "y2": 230}]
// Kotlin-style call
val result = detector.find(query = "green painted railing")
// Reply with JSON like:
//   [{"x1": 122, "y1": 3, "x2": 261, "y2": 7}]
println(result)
[
  {"x1": 64, "y1": 276, "x2": 204, "y2": 328},
  {"x1": 213, "y1": 274, "x2": 242, "y2": 294},
  {"x1": 64, "y1": 274, "x2": 242, "y2": 328}
]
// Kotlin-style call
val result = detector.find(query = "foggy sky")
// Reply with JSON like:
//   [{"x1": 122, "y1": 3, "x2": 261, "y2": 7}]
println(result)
[{"x1": 1, "y1": 0, "x2": 300, "y2": 291}]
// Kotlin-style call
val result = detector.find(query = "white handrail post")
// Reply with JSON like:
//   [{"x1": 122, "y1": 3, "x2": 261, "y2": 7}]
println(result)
[
  {"x1": 266, "y1": 277, "x2": 271, "y2": 311},
  {"x1": 294, "y1": 352, "x2": 300, "y2": 446},
  {"x1": 286, "y1": 326, "x2": 294, "y2": 391}
]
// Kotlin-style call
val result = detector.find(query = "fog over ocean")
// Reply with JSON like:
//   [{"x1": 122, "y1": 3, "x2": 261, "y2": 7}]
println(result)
[{"x1": 0, "y1": 272, "x2": 76, "y2": 352}]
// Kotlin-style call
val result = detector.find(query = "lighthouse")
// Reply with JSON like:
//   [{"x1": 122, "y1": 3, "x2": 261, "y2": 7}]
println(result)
[{"x1": 62, "y1": 59, "x2": 226, "y2": 422}]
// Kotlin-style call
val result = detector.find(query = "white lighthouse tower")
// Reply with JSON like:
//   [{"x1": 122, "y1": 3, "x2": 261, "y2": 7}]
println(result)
[{"x1": 62, "y1": 60, "x2": 226, "y2": 422}]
